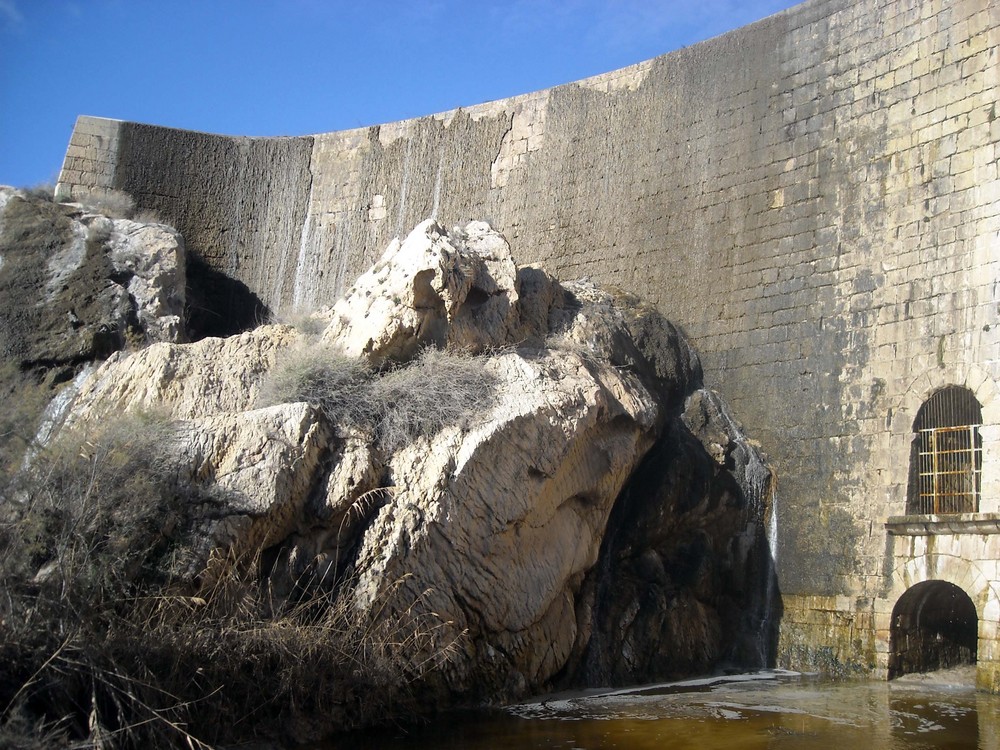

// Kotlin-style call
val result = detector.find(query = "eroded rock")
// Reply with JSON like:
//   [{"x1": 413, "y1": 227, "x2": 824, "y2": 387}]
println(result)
[
  {"x1": 321, "y1": 219, "x2": 555, "y2": 364},
  {"x1": 345, "y1": 347, "x2": 660, "y2": 693},
  {"x1": 49, "y1": 218, "x2": 773, "y2": 707},
  {"x1": 107, "y1": 218, "x2": 186, "y2": 342},
  {"x1": 174, "y1": 402, "x2": 332, "y2": 585},
  {"x1": 68, "y1": 325, "x2": 303, "y2": 422},
  {"x1": 0, "y1": 189, "x2": 186, "y2": 385}
]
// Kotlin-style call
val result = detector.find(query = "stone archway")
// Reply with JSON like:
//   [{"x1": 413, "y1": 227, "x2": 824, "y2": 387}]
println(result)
[{"x1": 888, "y1": 580, "x2": 978, "y2": 679}]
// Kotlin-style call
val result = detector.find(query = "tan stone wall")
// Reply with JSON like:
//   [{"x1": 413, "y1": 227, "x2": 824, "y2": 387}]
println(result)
[
  {"x1": 882, "y1": 527, "x2": 1000, "y2": 691},
  {"x1": 56, "y1": 0, "x2": 1000, "y2": 681},
  {"x1": 778, "y1": 594, "x2": 879, "y2": 675},
  {"x1": 54, "y1": 116, "x2": 121, "y2": 200}
]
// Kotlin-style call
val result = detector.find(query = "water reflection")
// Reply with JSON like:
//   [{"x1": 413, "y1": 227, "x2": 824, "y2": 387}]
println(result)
[{"x1": 341, "y1": 671, "x2": 998, "y2": 749}]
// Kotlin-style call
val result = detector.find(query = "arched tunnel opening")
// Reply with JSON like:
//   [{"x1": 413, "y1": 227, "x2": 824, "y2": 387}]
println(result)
[{"x1": 888, "y1": 580, "x2": 978, "y2": 679}]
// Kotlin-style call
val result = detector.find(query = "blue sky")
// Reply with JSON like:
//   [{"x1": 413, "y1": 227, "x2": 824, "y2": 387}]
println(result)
[{"x1": 1, "y1": 0, "x2": 798, "y2": 188}]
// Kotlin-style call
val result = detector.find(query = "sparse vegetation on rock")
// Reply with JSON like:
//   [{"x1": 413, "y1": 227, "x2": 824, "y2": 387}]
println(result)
[
  {"x1": 0, "y1": 413, "x2": 459, "y2": 748},
  {"x1": 0, "y1": 210, "x2": 775, "y2": 748},
  {"x1": 258, "y1": 343, "x2": 499, "y2": 453}
]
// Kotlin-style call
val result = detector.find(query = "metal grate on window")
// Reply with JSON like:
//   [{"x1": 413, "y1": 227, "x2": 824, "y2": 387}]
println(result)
[
  {"x1": 911, "y1": 386, "x2": 983, "y2": 515},
  {"x1": 915, "y1": 424, "x2": 982, "y2": 514}
]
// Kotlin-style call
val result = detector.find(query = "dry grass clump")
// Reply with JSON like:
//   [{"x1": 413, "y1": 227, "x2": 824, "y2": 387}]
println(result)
[
  {"x1": 257, "y1": 344, "x2": 374, "y2": 428},
  {"x1": 0, "y1": 362, "x2": 51, "y2": 476},
  {"x1": 269, "y1": 305, "x2": 333, "y2": 337},
  {"x1": 258, "y1": 345, "x2": 500, "y2": 453},
  {"x1": 0, "y1": 414, "x2": 204, "y2": 747},
  {"x1": 370, "y1": 347, "x2": 499, "y2": 453},
  {"x1": 76, "y1": 188, "x2": 136, "y2": 219},
  {"x1": 1, "y1": 411, "x2": 187, "y2": 592},
  {"x1": 19, "y1": 184, "x2": 56, "y2": 202},
  {"x1": 0, "y1": 413, "x2": 459, "y2": 748}
]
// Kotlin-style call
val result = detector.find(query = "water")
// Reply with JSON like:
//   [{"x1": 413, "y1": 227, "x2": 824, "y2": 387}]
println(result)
[{"x1": 340, "y1": 670, "x2": 998, "y2": 749}]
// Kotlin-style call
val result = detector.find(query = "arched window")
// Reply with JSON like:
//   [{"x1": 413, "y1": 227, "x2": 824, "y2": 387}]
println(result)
[{"x1": 907, "y1": 386, "x2": 982, "y2": 515}]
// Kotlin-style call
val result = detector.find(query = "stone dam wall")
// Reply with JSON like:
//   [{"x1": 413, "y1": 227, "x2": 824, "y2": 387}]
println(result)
[{"x1": 57, "y1": 0, "x2": 1000, "y2": 683}]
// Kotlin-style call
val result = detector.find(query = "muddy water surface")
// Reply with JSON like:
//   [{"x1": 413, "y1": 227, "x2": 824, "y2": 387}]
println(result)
[{"x1": 342, "y1": 669, "x2": 998, "y2": 749}]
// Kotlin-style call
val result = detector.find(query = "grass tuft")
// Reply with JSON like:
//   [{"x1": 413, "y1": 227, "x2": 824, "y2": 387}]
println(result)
[
  {"x1": 19, "y1": 184, "x2": 56, "y2": 202},
  {"x1": 257, "y1": 344, "x2": 374, "y2": 429},
  {"x1": 258, "y1": 345, "x2": 500, "y2": 453},
  {"x1": 76, "y1": 189, "x2": 136, "y2": 220},
  {"x1": 0, "y1": 412, "x2": 461, "y2": 747},
  {"x1": 370, "y1": 347, "x2": 499, "y2": 453}
]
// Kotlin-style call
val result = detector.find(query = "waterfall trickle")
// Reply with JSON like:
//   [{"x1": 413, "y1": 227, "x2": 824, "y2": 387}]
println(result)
[
  {"x1": 731, "y1": 417, "x2": 778, "y2": 668},
  {"x1": 769, "y1": 485, "x2": 778, "y2": 566},
  {"x1": 759, "y1": 483, "x2": 779, "y2": 667},
  {"x1": 680, "y1": 389, "x2": 778, "y2": 669}
]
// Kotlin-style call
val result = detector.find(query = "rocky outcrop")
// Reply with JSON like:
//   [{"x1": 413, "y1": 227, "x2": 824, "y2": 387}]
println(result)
[
  {"x1": 321, "y1": 219, "x2": 552, "y2": 364},
  {"x1": 68, "y1": 325, "x2": 303, "y2": 422},
  {"x1": 105, "y1": 218, "x2": 185, "y2": 342},
  {"x1": 54, "y1": 218, "x2": 775, "y2": 704},
  {"x1": 345, "y1": 346, "x2": 660, "y2": 695},
  {"x1": 0, "y1": 187, "x2": 185, "y2": 384},
  {"x1": 175, "y1": 402, "x2": 332, "y2": 584},
  {"x1": 564, "y1": 389, "x2": 777, "y2": 687}
]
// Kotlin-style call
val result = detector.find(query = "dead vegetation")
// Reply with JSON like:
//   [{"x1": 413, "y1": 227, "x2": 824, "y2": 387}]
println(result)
[
  {"x1": 257, "y1": 344, "x2": 500, "y2": 453},
  {"x1": 0, "y1": 413, "x2": 461, "y2": 748}
]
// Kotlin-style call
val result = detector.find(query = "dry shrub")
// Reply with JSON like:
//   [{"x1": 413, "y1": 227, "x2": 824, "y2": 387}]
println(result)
[
  {"x1": 76, "y1": 189, "x2": 136, "y2": 220},
  {"x1": 131, "y1": 208, "x2": 163, "y2": 225},
  {"x1": 129, "y1": 570, "x2": 462, "y2": 744},
  {"x1": 0, "y1": 412, "x2": 461, "y2": 748},
  {"x1": 257, "y1": 344, "x2": 374, "y2": 428},
  {"x1": 19, "y1": 184, "x2": 56, "y2": 202},
  {"x1": 269, "y1": 305, "x2": 333, "y2": 337},
  {"x1": 0, "y1": 705, "x2": 70, "y2": 749},
  {"x1": 370, "y1": 347, "x2": 499, "y2": 453},
  {"x1": 0, "y1": 414, "x2": 205, "y2": 747},
  {"x1": 259, "y1": 345, "x2": 499, "y2": 453},
  {"x1": 1, "y1": 411, "x2": 189, "y2": 590},
  {"x1": 0, "y1": 362, "x2": 51, "y2": 476}
]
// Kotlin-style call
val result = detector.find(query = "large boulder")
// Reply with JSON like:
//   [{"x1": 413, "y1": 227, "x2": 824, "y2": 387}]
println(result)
[
  {"x1": 174, "y1": 402, "x2": 332, "y2": 585},
  {"x1": 343, "y1": 347, "x2": 659, "y2": 695},
  {"x1": 50, "y1": 218, "x2": 774, "y2": 704},
  {"x1": 67, "y1": 325, "x2": 303, "y2": 422}
]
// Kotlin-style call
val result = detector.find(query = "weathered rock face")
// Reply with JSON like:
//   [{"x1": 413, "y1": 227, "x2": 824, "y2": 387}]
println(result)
[
  {"x1": 0, "y1": 187, "x2": 185, "y2": 384},
  {"x1": 68, "y1": 325, "x2": 303, "y2": 422},
  {"x1": 322, "y1": 219, "x2": 552, "y2": 365},
  {"x1": 55, "y1": 218, "x2": 774, "y2": 702},
  {"x1": 174, "y1": 402, "x2": 332, "y2": 583},
  {"x1": 345, "y1": 347, "x2": 660, "y2": 695},
  {"x1": 563, "y1": 389, "x2": 777, "y2": 687}
]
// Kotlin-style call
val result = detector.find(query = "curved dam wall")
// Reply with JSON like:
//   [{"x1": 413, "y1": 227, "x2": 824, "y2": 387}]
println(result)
[{"x1": 58, "y1": 0, "x2": 1000, "y2": 679}]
